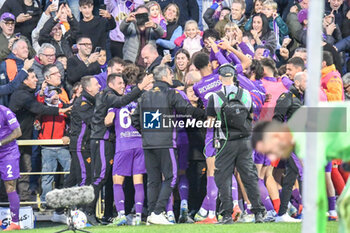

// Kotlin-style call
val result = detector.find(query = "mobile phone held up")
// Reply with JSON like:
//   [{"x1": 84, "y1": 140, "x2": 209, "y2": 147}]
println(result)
[
  {"x1": 100, "y1": 4, "x2": 107, "y2": 10},
  {"x1": 135, "y1": 13, "x2": 149, "y2": 26},
  {"x1": 163, "y1": 50, "x2": 170, "y2": 56},
  {"x1": 95, "y1": 47, "x2": 101, "y2": 53}
]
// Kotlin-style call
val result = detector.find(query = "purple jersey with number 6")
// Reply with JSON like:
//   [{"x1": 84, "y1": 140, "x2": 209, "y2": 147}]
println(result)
[
  {"x1": 0, "y1": 105, "x2": 20, "y2": 160},
  {"x1": 111, "y1": 104, "x2": 142, "y2": 153},
  {"x1": 193, "y1": 73, "x2": 222, "y2": 108}
]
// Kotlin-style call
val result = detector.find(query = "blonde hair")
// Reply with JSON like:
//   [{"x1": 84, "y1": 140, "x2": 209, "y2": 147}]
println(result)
[
  {"x1": 263, "y1": 0, "x2": 278, "y2": 10},
  {"x1": 184, "y1": 20, "x2": 198, "y2": 31},
  {"x1": 224, "y1": 22, "x2": 238, "y2": 32}
]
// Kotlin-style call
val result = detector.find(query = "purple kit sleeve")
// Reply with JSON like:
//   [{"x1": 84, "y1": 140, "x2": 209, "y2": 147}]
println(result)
[
  {"x1": 281, "y1": 76, "x2": 294, "y2": 89},
  {"x1": 5, "y1": 109, "x2": 20, "y2": 131},
  {"x1": 227, "y1": 52, "x2": 241, "y2": 65},
  {"x1": 237, "y1": 74, "x2": 256, "y2": 92},
  {"x1": 214, "y1": 50, "x2": 229, "y2": 65},
  {"x1": 238, "y1": 42, "x2": 254, "y2": 57}
]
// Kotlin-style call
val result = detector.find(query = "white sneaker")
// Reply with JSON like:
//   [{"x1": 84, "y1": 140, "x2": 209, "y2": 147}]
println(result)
[
  {"x1": 51, "y1": 212, "x2": 67, "y2": 224},
  {"x1": 264, "y1": 210, "x2": 276, "y2": 222},
  {"x1": 167, "y1": 212, "x2": 175, "y2": 223},
  {"x1": 148, "y1": 212, "x2": 174, "y2": 225},
  {"x1": 275, "y1": 213, "x2": 301, "y2": 223}
]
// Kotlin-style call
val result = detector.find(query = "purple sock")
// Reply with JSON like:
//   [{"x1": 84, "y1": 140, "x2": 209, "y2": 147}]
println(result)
[
  {"x1": 134, "y1": 184, "x2": 144, "y2": 215},
  {"x1": 232, "y1": 175, "x2": 238, "y2": 201},
  {"x1": 292, "y1": 189, "x2": 302, "y2": 204},
  {"x1": 179, "y1": 174, "x2": 189, "y2": 201},
  {"x1": 258, "y1": 179, "x2": 274, "y2": 211},
  {"x1": 207, "y1": 176, "x2": 218, "y2": 211},
  {"x1": 113, "y1": 184, "x2": 125, "y2": 213},
  {"x1": 291, "y1": 189, "x2": 302, "y2": 209},
  {"x1": 166, "y1": 193, "x2": 173, "y2": 212},
  {"x1": 200, "y1": 195, "x2": 209, "y2": 210},
  {"x1": 244, "y1": 203, "x2": 253, "y2": 214},
  {"x1": 8, "y1": 191, "x2": 19, "y2": 223},
  {"x1": 328, "y1": 196, "x2": 336, "y2": 211}
]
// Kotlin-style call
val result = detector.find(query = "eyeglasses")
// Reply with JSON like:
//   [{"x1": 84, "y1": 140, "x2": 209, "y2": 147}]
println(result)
[
  {"x1": 3, "y1": 21, "x2": 15, "y2": 26},
  {"x1": 78, "y1": 43, "x2": 92, "y2": 47},
  {"x1": 42, "y1": 54, "x2": 56, "y2": 58}
]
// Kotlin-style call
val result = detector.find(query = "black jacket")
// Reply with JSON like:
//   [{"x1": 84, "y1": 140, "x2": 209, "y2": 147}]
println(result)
[
  {"x1": 0, "y1": 0, "x2": 41, "y2": 43},
  {"x1": 273, "y1": 84, "x2": 303, "y2": 122},
  {"x1": 146, "y1": 56, "x2": 163, "y2": 74},
  {"x1": 8, "y1": 83, "x2": 59, "y2": 153},
  {"x1": 90, "y1": 86, "x2": 143, "y2": 139},
  {"x1": 38, "y1": 17, "x2": 79, "y2": 58},
  {"x1": 69, "y1": 90, "x2": 95, "y2": 151},
  {"x1": 131, "y1": 81, "x2": 205, "y2": 149},
  {"x1": 203, "y1": 7, "x2": 218, "y2": 29},
  {"x1": 67, "y1": 55, "x2": 101, "y2": 85},
  {"x1": 78, "y1": 16, "x2": 116, "y2": 50}
]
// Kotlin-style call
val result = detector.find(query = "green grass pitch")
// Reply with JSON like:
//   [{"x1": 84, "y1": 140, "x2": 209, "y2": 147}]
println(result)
[{"x1": 20, "y1": 222, "x2": 339, "y2": 233}]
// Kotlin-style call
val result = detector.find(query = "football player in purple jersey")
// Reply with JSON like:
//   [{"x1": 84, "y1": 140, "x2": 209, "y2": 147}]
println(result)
[
  {"x1": 105, "y1": 92, "x2": 145, "y2": 226},
  {"x1": 0, "y1": 105, "x2": 22, "y2": 231},
  {"x1": 192, "y1": 52, "x2": 221, "y2": 223}
]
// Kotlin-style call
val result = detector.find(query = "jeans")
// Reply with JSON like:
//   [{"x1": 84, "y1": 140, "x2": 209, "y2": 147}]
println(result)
[
  {"x1": 197, "y1": 0, "x2": 203, "y2": 30},
  {"x1": 40, "y1": 147, "x2": 71, "y2": 202}
]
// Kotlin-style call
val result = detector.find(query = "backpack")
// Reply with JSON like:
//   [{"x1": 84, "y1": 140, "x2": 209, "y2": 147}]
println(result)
[{"x1": 216, "y1": 88, "x2": 252, "y2": 140}]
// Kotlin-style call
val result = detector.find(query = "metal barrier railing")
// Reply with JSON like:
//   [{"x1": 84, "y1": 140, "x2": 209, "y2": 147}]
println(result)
[{"x1": 10, "y1": 139, "x2": 103, "y2": 218}]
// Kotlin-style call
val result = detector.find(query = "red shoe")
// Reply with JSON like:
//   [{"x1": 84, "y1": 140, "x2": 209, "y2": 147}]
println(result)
[
  {"x1": 298, "y1": 204, "x2": 303, "y2": 215},
  {"x1": 4, "y1": 223, "x2": 20, "y2": 231},
  {"x1": 195, "y1": 216, "x2": 218, "y2": 224},
  {"x1": 232, "y1": 205, "x2": 242, "y2": 222}
]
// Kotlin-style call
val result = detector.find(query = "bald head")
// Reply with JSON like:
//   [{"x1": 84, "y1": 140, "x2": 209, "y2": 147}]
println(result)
[
  {"x1": 185, "y1": 71, "x2": 202, "y2": 85},
  {"x1": 141, "y1": 43, "x2": 159, "y2": 67},
  {"x1": 294, "y1": 72, "x2": 307, "y2": 93}
]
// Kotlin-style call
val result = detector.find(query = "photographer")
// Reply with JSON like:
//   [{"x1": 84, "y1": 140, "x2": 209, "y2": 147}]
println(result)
[
  {"x1": 206, "y1": 63, "x2": 266, "y2": 224},
  {"x1": 120, "y1": 5, "x2": 164, "y2": 67}
]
